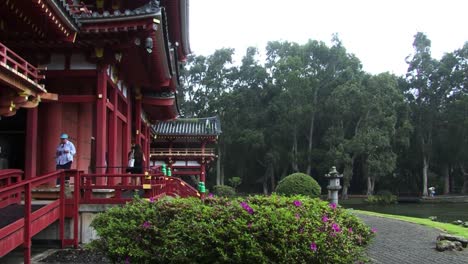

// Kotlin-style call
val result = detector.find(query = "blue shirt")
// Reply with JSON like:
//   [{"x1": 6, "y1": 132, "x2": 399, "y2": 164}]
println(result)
[{"x1": 56, "y1": 140, "x2": 76, "y2": 165}]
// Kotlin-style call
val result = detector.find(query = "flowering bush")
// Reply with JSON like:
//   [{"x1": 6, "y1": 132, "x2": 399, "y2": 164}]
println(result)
[
  {"x1": 275, "y1": 173, "x2": 322, "y2": 197},
  {"x1": 90, "y1": 195, "x2": 374, "y2": 263}
]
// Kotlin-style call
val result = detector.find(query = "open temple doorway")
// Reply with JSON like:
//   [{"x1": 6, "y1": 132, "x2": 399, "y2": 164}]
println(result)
[{"x1": 0, "y1": 108, "x2": 26, "y2": 170}]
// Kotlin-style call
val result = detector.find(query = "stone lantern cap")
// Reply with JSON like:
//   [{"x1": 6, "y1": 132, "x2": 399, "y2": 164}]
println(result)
[{"x1": 325, "y1": 166, "x2": 343, "y2": 179}]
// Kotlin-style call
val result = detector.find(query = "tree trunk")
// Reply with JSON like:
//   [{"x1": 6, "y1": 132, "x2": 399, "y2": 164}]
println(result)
[
  {"x1": 306, "y1": 112, "x2": 315, "y2": 176},
  {"x1": 216, "y1": 147, "x2": 221, "y2": 185},
  {"x1": 270, "y1": 166, "x2": 276, "y2": 192},
  {"x1": 341, "y1": 185, "x2": 349, "y2": 200},
  {"x1": 422, "y1": 155, "x2": 429, "y2": 196},
  {"x1": 306, "y1": 89, "x2": 319, "y2": 176},
  {"x1": 341, "y1": 161, "x2": 353, "y2": 200},
  {"x1": 291, "y1": 126, "x2": 299, "y2": 172},
  {"x1": 366, "y1": 176, "x2": 373, "y2": 196},
  {"x1": 461, "y1": 165, "x2": 468, "y2": 194},
  {"x1": 442, "y1": 163, "x2": 450, "y2": 195}
]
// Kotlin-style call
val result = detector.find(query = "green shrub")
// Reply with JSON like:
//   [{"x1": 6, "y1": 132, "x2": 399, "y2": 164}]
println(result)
[
  {"x1": 228, "y1": 177, "x2": 242, "y2": 190},
  {"x1": 365, "y1": 190, "x2": 397, "y2": 205},
  {"x1": 90, "y1": 195, "x2": 374, "y2": 263},
  {"x1": 275, "y1": 173, "x2": 321, "y2": 197},
  {"x1": 212, "y1": 185, "x2": 236, "y2": 197}
]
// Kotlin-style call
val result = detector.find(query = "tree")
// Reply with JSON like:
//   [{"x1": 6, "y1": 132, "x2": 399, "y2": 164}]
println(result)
[{"x1": 405, "y1": 32, "x2": 441, "y2": 197}]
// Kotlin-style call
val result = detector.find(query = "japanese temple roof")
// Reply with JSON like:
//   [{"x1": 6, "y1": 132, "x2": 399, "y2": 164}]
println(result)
[
  {"x1": 48, "y1": 0, "x2": 81, "y2": 30},
  {"x1": 153, "y1": 116, "x2": 222, "y2": 136},
  {"x1": 76, "y1": 2, "x2": 160, "y2": 23}
]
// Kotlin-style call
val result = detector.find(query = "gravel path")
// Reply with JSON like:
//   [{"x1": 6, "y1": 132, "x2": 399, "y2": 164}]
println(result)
[{"x1": 357, "y1": 214, "x2": 468, "y2": 264}]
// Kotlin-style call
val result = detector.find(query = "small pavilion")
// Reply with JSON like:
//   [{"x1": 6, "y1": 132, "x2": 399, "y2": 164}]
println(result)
[{"x1": 151, "y1": 116, "x2": 221, "y2": 189}]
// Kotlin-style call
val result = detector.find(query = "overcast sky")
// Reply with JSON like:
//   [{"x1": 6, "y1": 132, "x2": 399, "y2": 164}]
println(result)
[{"x1": 189, "y1": 0, "x2": 468, "y2": 76}]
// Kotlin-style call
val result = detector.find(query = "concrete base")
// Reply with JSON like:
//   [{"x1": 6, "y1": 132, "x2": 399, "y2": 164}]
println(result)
[
  {"x1": 32, "y1": 187, "x2": 116, "y2": 200},
  {"x1": 79, "y1": 204, "x2": 118, "y2": 244}
]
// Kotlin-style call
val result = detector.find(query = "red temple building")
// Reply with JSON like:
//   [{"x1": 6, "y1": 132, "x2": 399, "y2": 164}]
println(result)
[
  {"x1": 0, "y1": 1, "x2": 199, "y2": 262},
  {"x1": 0, "y1": 0, "x2": 190, "y2": 179},
  {"x1": 151, "y1": 116, "x2": 221, "y2": 190}
]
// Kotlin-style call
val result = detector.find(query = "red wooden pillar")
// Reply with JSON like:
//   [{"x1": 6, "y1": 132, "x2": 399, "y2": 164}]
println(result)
[
  {"x1": 41, "y1": 104, "x2": 62, "y2": 179},
  {"x1": 123, "y1": 94, "x2": 131, "y2": 185},
  {"x1": 135, "y1": 98, "x2": 142, "y2": 146},
  {"x1": 25, "y1": 108, "x2": 38, "y2": 179},
  {"x1": 108, "y1": 78, "x2": 118, "y2": 179},
  {"x1": 145, "y1": 125, "x2": 150, "y2": 169},
  {"x1": 96, "y1": 66, "x2": 107, "y2": 183},
  {"x1": 200, "y1": 141, "x2": 207, "y2": 183}
]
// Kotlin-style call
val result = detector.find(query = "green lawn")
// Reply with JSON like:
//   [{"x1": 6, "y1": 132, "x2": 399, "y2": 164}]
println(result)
[{"x1": 354, "y1": 210, "x2": 468, "y2": 238}]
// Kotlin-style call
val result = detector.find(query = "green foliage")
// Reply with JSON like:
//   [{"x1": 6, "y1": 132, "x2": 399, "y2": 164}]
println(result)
[
  {"x1": 181, "y1": 34, "x2": 468, "y2": 196},
  {"x1": 365, "y1": 190, "x2": 398, "y2": 205},
  {"x1": 212, "y1": 185, "x2": 236, "y2": 197},
  {"x1": 275, "y1": 173, "x2": 321, "y2": 197},
  {"x1": 228, "y1": 177, "x2": 242, "y2": 190},
  {"x1": 90, "y1": 195, "x2": 374, "y2": 263}
]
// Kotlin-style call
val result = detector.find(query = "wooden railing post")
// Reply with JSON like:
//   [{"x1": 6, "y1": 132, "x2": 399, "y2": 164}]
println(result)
[
  {"x1": 23, "y1": 182, "x2": 31, "y2": 264},
  {"x1": 73, "y1": 170, "x2": 80, "y2": 248},
  {"x1": 59, "y1": 173, "x2": 65, "y2": 248}
]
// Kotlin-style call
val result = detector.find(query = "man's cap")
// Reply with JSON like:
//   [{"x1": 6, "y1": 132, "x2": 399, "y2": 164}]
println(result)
[{"x1": 60, "y1": 133, "x2": 69, "y2": 139}]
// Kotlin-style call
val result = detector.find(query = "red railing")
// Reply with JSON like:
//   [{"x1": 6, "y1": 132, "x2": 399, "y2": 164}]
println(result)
[
  {"x1": 79, "y1": 171, "x2": 201, "y2": 203},
  {"x1": 150, "y1": 148, "x2": 216, "y2": 158},
  {"x1": 0, "y1": 170, "x2": 79, "y2": 264},
  {"x1": 164, "y1": 176, "x2": 201, "y2": 198},
  {"x1": 79, "y1": 173, "x2": 164, "y2": 204},
  {"x1": 0, "y1": 42, "x2": 44, "y2": 83},
  {"x1": 0, "y1": 169, "x2": 22, "y2": 207},
  {"x1": 0, "y1": 168, "x2": 201, "y2": 263}
]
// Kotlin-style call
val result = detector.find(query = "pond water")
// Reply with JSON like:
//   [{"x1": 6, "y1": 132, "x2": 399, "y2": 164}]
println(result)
[{"x1": 344, "y1": 203, "x2": 468, "y2": 222}]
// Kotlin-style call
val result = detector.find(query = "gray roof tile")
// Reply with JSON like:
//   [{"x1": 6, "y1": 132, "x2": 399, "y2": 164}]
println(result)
[{"x1": 153, "y1": 116, "x2": 221, "y2": 136}]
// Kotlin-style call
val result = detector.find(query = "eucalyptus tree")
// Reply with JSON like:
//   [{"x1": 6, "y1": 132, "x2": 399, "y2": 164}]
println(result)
[
  {"x1": 325, "y1": 73, "x2": 406, "y2": 196},
  {"x1": 405, "y1": 32, "x2": 441, "y2": 196},
  {"x1": 442, "y1": 43, "x2": 468, "y2": 193}
]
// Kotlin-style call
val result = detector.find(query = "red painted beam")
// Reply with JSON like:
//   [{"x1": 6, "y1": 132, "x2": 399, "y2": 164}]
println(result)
[
  {"x1": 58, "y1": 95, "x2": 96, "y2": 103},
  {"x1": 46, "y1": 70, "x2": 96, "y2": 78},
  {"x1": 141, "y1": 97, "x2": 174, "y2": 106}
]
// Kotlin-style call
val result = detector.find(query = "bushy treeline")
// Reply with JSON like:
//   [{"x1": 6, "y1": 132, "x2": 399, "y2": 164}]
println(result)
[{"x1": 179, "y1": 33, "x2": 468, "y2": 196}]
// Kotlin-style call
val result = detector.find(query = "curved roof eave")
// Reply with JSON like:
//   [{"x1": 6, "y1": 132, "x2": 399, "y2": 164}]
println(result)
[{"x1": 180, "y1": 0, "x2": 191, "y2": 57}]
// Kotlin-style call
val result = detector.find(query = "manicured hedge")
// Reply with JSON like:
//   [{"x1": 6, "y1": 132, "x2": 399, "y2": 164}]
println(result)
[
  {"x1": 275, "y1": 173, "x2": 322, "y2": 197},
  {"x1": 212, "y1": 185, "x2": 236, "y2": 197},
  {"x1": 90, "y1": 195, "x2": 373, "y2": 263}
]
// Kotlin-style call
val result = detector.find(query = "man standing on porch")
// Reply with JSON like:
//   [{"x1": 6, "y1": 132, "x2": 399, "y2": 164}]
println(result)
[{"x1": 55, "y1": 133, "x2": 76, "y2": 187}]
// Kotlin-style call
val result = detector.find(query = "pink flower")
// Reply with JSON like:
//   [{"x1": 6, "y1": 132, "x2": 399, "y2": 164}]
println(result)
[
  {"x1": 208, "y1": 193, "x2": 214, "y2": 198},
  {"x1": 332, "y1": 223, "x2": 341, "y2": 232},
  {"x1": 240, "y1": 201, "x2": 254, "y2": 215},
  {"x1": 295, "y1": 213, "x2": 300, "y2": 220},
  {"x1": 371, "y1": 227, "x2": 377, "y2": 233},
  {"x1": 329, "y1": 203, "x2": 337, "y2": 209},
  {"x1": 310, "y1": 242, "x2": 317, "y2": 252},
  {"x1": 322, "y1": 215, "x2": 329, "y2": 222},
  {"x1": 149, "y1": 197, "x2": 155, "y2": 203},
  {"x1": 247, "y1": 222, "x2": 252, "y2": 228},
  {"x1": 348, "y1": 227, "x2": 353, "y2": 233},
  {"x1": 141, "y1": 221, "x2": 151, "y2": 229},
  {"x1": 293, "y1": 200, "x2": 302, "y2": 207}
]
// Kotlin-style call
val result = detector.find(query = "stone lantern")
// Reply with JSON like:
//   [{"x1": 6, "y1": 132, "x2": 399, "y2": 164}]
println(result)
[{"x1": 325, "y1": 166, "x2": 343, "y2": 205}]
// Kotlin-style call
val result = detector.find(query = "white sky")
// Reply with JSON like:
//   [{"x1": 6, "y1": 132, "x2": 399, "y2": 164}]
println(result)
[{"x1": 189, "y1": 0, "x2": 468, "y2": 76}]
